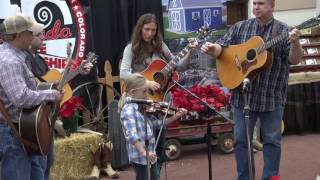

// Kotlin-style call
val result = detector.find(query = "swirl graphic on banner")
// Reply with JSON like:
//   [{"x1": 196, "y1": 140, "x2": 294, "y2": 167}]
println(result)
[{"x1": 36, "y1": 6, "x2": 53, "y2": 29}]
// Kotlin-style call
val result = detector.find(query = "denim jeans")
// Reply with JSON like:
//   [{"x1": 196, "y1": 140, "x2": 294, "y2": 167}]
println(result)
[
  {"x1": 232, "y1": 106, "x2": 283, "y2": 180},
  {"x1": 154, "y1": 129, "x2": 165, "y2": 179},
  {"x1": 45, "y1": 143, "x2": 55, "y2": 180},
  {"x1": 30, "y1": 155, "x2": 47, "y2": 180},
  {"x1": 132, "y1": 163, "x2": 158, "y2": 180},
  {"x1": 0, "y1": 122, "x2": 31, "y2": 180},
  {"x1": 30, "y1": 135, "x2": 55, "y2": 180}
]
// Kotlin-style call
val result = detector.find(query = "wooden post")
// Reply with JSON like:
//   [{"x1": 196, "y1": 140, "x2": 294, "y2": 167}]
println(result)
[{"x1": 104, "y1": 60, "x2": 115, "y2": 104}]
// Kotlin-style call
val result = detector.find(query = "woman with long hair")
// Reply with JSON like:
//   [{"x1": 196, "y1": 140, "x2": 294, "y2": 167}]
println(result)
[{"x1": 120, "y1": 13, "x2": 195, "y2": 91}]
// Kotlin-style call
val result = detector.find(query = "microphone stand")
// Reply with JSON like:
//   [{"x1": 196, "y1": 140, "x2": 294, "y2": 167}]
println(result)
[
  {"x1": 153, "y1": 99, "x2": 172, "y2": 179},
  {"x1": 154, "y1": 99, "x2": 172, "y2": 151},
  {"x1": 142, "y1": 107, "x2": 151, "y2": 180},
  {"x1": 170, "y1": 80, "x2": 234, "y2": 180},
  {"x1": 242, "y1": 79, "x2": 255, "y2": 180}
]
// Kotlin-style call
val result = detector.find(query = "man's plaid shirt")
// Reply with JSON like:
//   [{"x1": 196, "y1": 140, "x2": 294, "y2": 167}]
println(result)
[
  {"x1": 120, "y1": 103, "x2": 162, "y2": 165},
  {"x1": 216, "y1": 18, "x2": 291, "y2": 111},
  {"x1": 0, "y1": 42, "x2": 56, "y2": 123}
]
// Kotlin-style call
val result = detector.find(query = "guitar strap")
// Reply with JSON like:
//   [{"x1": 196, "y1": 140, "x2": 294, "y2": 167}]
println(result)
[
  {"x1": 271, "y1": 19, "x2": 280, "y2": 49},
  {"x1": 272, "y1": 19, "x2": 280, "y2": 38},
  {"x1": 0, "y1": 100, "x2": 39, "y2": 153}
]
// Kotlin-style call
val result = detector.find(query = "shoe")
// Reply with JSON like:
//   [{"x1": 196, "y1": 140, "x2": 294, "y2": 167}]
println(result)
[
  {"x1": 270, "y1": 175, "x2": 280, "y2": 180},
  {"x1": 88, "y1": 165, "x2": 100, "y2": 179},
  {"x1": 101, "y1": 143, "x2": 113, "y2": 167},
  {"x1": 100, "y1": 164, "x2": 120, "y2": 179},
  {"x1": 252, "y1": 140, "x2": 263, "y2": 151},
  {"x1": 92, "y1": 144, "x2": 102, "y2": 168},
  {"x1": 253, "y1": 148, "x2": 257, "y2": 153}
]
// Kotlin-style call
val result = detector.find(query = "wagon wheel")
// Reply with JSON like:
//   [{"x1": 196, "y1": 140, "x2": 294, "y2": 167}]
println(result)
[
  {"x1": 217, "y1": 133, "x2": 234, "y2": 154},
  {"x1": 72, "y1": 82, "x2": 121, "y2": 134},
  {"x1": 164, "y1": 139, "x2": 182, "y2": 161}
]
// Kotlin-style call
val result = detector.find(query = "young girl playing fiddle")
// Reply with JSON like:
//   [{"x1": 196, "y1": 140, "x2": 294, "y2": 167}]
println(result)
[{"x1": 119, "y1": 73, "x2": 186, "y2": 180}]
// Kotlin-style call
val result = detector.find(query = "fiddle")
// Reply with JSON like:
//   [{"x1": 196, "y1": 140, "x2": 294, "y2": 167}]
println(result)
[{"x1": 142, "y1": 102, "x2": 188, "y2": 118}]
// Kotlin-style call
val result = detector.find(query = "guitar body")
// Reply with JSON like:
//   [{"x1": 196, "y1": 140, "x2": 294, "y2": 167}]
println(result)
[
  {"x1": 142, "y1": 59, "x2": 179, "y2": 101},
  {"x1": 217, "y1": 36, "x2": 268, "y2": 89},
  {"x1": 121, "y1": 59, "x2": 179, "y2": 101},
  {"x1": 41, "y1": 69, "x2": 72, "y2": 105},
  {"x1": 19, "y1": 82, "x2": 56, "y2": 155}
]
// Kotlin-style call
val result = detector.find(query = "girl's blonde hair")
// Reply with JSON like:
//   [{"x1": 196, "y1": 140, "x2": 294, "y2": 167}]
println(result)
[
  {"x1": 124, "y1": 73, "x2": 147, "y2": 92},
  {"x1": 118, "y1": 73, "x2": 147, "y2": 110}
]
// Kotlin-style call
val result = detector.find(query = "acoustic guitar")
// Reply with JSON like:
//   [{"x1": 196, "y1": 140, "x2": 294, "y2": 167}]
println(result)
[
  {"x1": 124, "y1": 27, "x2": 214, "y2": 101},
  {"x1": 41, "y1": 69, "x2": 72, "y2": 105},
  {"x1": 19, "y1": 44, "x2": 97, "y2": 155},
  {"x1": 216, "y1": 14, "x2": 320, "y2": 89}
]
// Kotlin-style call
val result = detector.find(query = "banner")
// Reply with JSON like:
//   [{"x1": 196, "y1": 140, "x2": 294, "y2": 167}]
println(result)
[
  {"x1": 162, "y1": 0, "x2": 227, "y2": 69},
  {"x1": 0, "y1": 0, "x2": 88, "y2": 71}
]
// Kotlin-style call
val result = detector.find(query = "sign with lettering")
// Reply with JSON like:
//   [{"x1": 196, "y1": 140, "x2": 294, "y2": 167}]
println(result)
[{"x1": 0, "y1": 0, "x2": 87, "y2": 71}]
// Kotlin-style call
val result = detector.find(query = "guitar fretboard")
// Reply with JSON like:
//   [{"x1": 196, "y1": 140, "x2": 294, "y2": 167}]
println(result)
[
  {"x1": 257, "y1": 32, "x2": 288, "y2": 54},
  {"x1": 160, "y1": 43, "x2": 194, "y2": 75},
  {"x1": 257, "y1": 15, "x2": 320, "y2": 54}
]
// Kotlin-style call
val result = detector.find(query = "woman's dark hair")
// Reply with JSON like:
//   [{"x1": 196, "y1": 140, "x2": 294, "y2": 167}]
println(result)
[{"x1": 131, "y1": 13, "x2": 164, "y2": 64}]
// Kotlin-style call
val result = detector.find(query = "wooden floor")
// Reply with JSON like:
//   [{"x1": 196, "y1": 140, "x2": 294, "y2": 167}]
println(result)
[{"x1": 107, "y1": 133, "x2": 320, "y2": 180}]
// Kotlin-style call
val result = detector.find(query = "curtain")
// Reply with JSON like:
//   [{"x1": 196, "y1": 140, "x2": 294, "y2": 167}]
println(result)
[
  {"x1": 89, "y1": 0, "x2": 163, "y2": 77},
  {"x1": 283, "y1": 81, "x2": 320, "y2": 134}
]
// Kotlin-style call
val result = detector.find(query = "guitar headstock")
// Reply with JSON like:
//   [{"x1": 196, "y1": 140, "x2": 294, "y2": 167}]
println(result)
[
  {"x1": 66, "y1": 42, "x2": 72, "y2": 58},
  {"x1": 84, "y1": 52, "x2": 98, "y2": 64},
  {"x1": 297, "y1": 13, "x2": 320, "y2": 30},
  {"x1": 196, "y1": 25, "x2": 214, "y2": 40}
]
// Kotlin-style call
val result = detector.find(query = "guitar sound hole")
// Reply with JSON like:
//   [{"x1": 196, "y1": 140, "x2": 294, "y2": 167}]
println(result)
[
  {"x1": 246, "y1": 49, "x2": 257, "y2": 62},
  {"x1": 153, "y1": 72, "x2": 165, "y2": 83}
]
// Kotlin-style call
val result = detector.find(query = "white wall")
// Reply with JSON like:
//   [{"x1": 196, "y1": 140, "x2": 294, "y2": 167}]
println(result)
[{"x1": 247, "y1": 0, "x2": 320, "y2": 26}]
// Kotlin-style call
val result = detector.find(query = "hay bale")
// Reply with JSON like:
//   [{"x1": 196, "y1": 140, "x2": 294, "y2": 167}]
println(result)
[{"x1": 50, "y1": 133, "x2": 103, "y2": 180}]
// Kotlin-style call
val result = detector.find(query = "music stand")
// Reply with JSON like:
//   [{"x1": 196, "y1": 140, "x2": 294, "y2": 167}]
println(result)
[{"x1": 142, "y1": 109, "x2": 151, "y2": 180}]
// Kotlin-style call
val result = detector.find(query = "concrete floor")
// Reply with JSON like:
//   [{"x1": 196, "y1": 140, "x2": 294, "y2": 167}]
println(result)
[{"x1": 108, "y1": 133, "x2": 320, "y2": 180}]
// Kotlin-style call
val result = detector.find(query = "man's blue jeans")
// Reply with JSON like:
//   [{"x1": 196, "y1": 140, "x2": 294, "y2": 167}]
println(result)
[
  {"x1": 30, "y1": 137, "x2": 55, "y2": 180},
  {"x1": 30, "y1": 155, "x2": 47, "y2": 180},
  {"x1": 232, "y1": 106, "x2": 283, "y2": 180},
  {"x1": 0, "y1": 122, "x2": 31, "y2": 180}
]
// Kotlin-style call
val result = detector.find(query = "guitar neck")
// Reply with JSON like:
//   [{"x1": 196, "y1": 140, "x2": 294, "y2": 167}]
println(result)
[
  {"x1": 57, "y1": 59, "x2": 75, "y2": 90},
  {"x1": 257, "y1": 17, "x2": 319, "y2": 54},
  {"x1": 257, "y1": 32, "x2": 288, "y2": 53},
  {"x1": 161, "y1": 44, "x2": 193, "y2": 74},
  {"x1": 63, "y1": 63, "x2": 84, "y2": 85}
]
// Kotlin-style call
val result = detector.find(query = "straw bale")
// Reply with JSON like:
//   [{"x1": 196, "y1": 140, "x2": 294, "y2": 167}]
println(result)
[{"x1": 50, "y1": 133, "x2": 103, "y2": 180}]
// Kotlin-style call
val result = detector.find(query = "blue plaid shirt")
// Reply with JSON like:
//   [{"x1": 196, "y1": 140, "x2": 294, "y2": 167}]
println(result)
[
  {"x1": 0, "y1": 42, "x2": 56, "y2": 123},
  {"x1": 120, "y1": 103, "x2": 162, "y2": 165},
  {"x1": 216, "y1": 18, "x2": 290, "y2": 111}
]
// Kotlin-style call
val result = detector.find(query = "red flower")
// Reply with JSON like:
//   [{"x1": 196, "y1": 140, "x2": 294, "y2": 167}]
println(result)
[
  {"x1": 59, "y1": 96, "x2": 83, "y2": 119},
  {"x1": 171, "y1": 85, "x2": 231, "y2": 112}
]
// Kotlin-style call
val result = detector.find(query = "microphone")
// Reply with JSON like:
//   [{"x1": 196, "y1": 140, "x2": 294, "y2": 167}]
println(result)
[
  {"x1": 242, "y1": 78, "x2": 250, "y2": 91},
  {"x1": 126, "y1": 97, "x2": 155, "y2": 104}
]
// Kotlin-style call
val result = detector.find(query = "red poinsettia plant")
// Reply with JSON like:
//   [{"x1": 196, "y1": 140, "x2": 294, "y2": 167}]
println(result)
[
  {"x1": 59, "y1": 96, "x2": 84, "y2": 119},
  {"x1": 171, "y1": 84, "x2": 231, "y2": 112}
]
